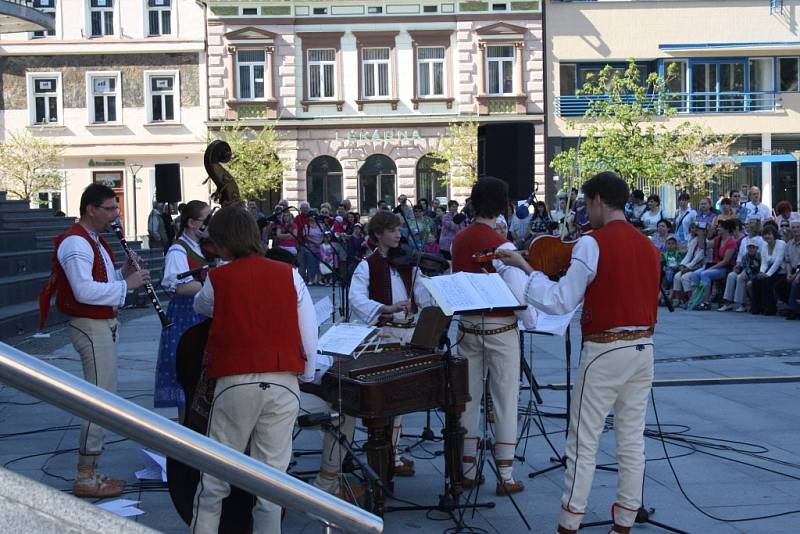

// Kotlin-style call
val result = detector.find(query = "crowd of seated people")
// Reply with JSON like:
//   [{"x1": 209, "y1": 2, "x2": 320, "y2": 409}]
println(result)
[{"x1": 623, "y1": 186, "x2": 800, "y2": 319}]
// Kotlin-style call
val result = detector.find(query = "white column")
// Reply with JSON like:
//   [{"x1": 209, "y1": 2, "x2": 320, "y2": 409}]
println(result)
[{"x1": 761, "y1": 132, "x2": 772, "y2": 208}]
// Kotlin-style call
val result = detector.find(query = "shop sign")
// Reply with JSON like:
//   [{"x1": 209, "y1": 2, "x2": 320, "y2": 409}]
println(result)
[
  {"x1": 334, "y1": 129, "x2": 423, "y2": 143},
  {"x1": 88, "y1": 159, "x2": 125, "y2": 167}
]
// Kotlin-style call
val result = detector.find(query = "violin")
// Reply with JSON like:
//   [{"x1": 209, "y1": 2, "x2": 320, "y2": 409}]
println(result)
[
  {"x1": 471, "y1": 239, "x2": 576, "y2": 279},
  {"x1": 388, "y1": 246, "x2": 449, "y2": 276}
]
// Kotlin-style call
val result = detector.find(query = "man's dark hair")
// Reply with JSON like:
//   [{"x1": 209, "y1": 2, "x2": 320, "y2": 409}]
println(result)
[
  {"x1": 647, "y1": 194, "x2": 660, "y2": 204},
  {"x1": 729, "y1": 189, "x2": 740, "y2": 198},
  {"x1": 208, "y1": 206, "x2": 263, "y2": 259},
  {"x1": 678, "y1": 192, "x2": 690, "y2": 202},
  {"x1": 265, "y1": 247, "x2": 298, "y2": 267},
  {"x1": 581, "y1": 171, "x2": 630, "y2": 211},
  {"x1": 718, "y1": 218, "x2": 736, "y2": 234},
  {"x1": 631, "y1": 189, "x2": 645, "y2": 201},
  {"x1": 470, "y1": 176, "x2": 508, "y2": 219},
  {"x1": 367, "y1": 210, "x2": 401, "y2": 241},
  {"x1": 79, "y1": 183, "x2": 116, "y2": 216},
  {"x1": 447, "y1": 200, "x2": 459, "y2": 209}
]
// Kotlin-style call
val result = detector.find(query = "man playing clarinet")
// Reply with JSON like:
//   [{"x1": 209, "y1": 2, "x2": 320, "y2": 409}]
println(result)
[
  {"x1": 496, "y1": 172, "x2": 661, "y2": 534},
  {"x1": 38, "y1": 183, "x2": 150, "y2": 498}
]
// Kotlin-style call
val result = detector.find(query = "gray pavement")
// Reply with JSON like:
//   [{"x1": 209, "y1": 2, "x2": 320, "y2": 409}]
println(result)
[{"x1": 1, "y1": 290, "x2": 799, "y2": 533}]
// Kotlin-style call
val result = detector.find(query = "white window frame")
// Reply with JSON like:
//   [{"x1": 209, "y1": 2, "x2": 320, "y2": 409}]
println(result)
[
  {"x1": 236, "y1": 49, "x2": 267, "y2": 101},
  {"x1": 146, "y1": 0, "x2": 173, "y2": 37},
  {"x1": 88, "y1": 0, "x2": 115, "y2": 37},
  {"x1": 31, "y1": 0, "x2": 56, "y2": 39},
  {"x1": 85, "y1": 71, "x2": 122, "y2": 125},
  {"x1": 362, "y1": 47, "x2": 391, "y2": 99},
  {"x1": 307, "y1": 48, "x2": 336, "y2": 101},
  {"x1": 416, "y1": 46, "x2": 446, "y2": 98},
  {"x1": 144, "y1": 70, "x2": 181, "y2": 124},
  {"x1": 485, "y1": 44, "x2": 515, "y2": 96},
  {"x1": 27, "y1": 72, "x2": 63, "y2": 126}
]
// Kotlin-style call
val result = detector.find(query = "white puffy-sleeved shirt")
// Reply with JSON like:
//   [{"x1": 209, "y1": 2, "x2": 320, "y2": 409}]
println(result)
[
  {"x1": 161, "y1": 235, "x2": 203, "y2": 293},
  {"x1": 348, "y1": 257, "x2": 434, "y2": 325},
  {"x1": 194, "y1": 268, "x2": 318, "y2": 382},
  {"x1": 57, "y1": 231, "x2": 126, "y2": 308},
  {"x1": 492, "y1": 242, "x2": 537, "y2": 330}
]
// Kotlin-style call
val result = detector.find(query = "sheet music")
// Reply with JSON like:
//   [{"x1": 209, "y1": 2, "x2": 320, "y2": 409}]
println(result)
[
  {"x1": 420, "y1": 272, "x2": 523, "y2": 316},
  {"x1": 314, "y1": 296, "x2": 333, "y2": 326},
  {"x1": 463, "y1": 272, "x2": 522, "y2": 310},
  {"x1": 531, "y1": 307, "x2": 578, "y2": 336},
  {"x1": 317, "y1": 323, "x2": 376, "y2": 356}
]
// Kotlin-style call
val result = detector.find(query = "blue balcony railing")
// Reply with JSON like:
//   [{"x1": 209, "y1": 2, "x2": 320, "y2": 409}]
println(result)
[{"x1": 555, "y1": 92, "x2": 782, "y2": 117}]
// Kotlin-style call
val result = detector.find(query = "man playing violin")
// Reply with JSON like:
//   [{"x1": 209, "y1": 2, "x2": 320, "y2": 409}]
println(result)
[
  {"x1": 348, "y1": 209, "x2": 435, "y2": 477},
  {"x1": 496, "y1": 171, "x2": 660, "y2": 534},
  {"x1": 451, "y1": 176, "x2": 536, "y2": 496}
]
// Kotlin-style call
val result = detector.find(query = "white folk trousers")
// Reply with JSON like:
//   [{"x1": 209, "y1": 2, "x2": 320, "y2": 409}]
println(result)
[
  {"x1": 457, "y1": 314, "x2": 520, "y2": 473},
  {"x1": 68, "y1": 317, "x2": 119, "y2": 456},
  {"x1": 559, "y1": 338, "x2": 654, "y2": 531},
  {"x1": 191, "y1": 372, "x2": 299, "y2": 534}
]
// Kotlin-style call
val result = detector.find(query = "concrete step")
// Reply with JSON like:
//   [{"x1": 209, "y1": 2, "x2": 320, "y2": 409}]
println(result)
[
  {"x1": 0, "y1": 219, "x2": 76, "y2": 232},
  {"x1": 0, "y1": 208, "x2": 64, "y2": 220},
  {"x1": 0, "y1": 231, "x2": 36, "y2": 252},
  {"x1": 0, "y1": 249, "x2": 53, "y2": 277},
  {"x1": 0, "y1": 199, "x2": 32, "y2": 212}
]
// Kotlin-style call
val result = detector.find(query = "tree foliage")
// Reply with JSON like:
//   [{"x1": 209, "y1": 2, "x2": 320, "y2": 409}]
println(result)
[
  {"x1": 551, "y1": 60, "x2": 738, "y2": 195},
  {"x1": 0, "y1": 130, "x2": 64, "y2": 202},
  {"x1": 429, "y1": 121, "x2": 479, "y2": 188},
  {"x1": 211, "y1": 122, "x2": 288, "y2": 201}
]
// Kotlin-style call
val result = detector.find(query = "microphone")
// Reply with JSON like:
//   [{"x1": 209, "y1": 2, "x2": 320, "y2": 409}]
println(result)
[
  {"x1": 177, "y1": 264, "x2": 211, "y2": 280},
  {"x1": 297, "y1": 412, "x2": 339, "y2": 428}
]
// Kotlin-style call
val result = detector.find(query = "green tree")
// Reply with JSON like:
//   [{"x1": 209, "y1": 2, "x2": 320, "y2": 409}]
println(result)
[
  {"x1": 211, "y1": 122, "x2": 288, "y2": 200},
  {"x1": 429, "y1": 121, "x2": 479, "y2": 188},
  {"x1": 0, "y1": 130, "x2": 64, "y2": 202},
  {"x1": 552, "y1": 60, "x2": 738, "y2": 194}
]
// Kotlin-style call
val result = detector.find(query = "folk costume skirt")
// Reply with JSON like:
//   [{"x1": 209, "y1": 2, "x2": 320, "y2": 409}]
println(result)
[{"x1": 154, "y1": 294, "x2": 206, "y2": 408}]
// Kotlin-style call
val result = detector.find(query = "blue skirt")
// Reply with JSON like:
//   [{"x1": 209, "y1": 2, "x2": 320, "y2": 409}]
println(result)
[{"x1": 153, "y1": 294, "x2": 207, "y2": 408}]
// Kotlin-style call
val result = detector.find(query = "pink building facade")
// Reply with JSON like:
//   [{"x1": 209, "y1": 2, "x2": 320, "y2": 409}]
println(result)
[{"x1": 206, "y1": 1, "x2": 545, "y2": 213}]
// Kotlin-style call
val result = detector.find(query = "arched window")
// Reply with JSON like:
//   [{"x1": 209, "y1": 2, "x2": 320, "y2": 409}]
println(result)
[
  {"x1": 416, "y1": 155, "x2": 448, "y2": 203},
  {"x1": 306, "y1": 156, "x2": 343, "y2": 208},
  {"x1": 358, "y1": 154, "x2": 396, "y2": 215}
]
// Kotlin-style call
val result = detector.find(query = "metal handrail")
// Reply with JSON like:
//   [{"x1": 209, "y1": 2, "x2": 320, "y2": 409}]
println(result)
[
  {"x1": 555, "y1": 91, "x2": 781, "y2": 116},
  {"x1": 0, "y1": 341, "x2": 383, "y2": 534}
]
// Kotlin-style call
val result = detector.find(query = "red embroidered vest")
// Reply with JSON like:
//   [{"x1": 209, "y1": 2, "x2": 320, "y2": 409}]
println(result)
[
  {"x1": 205, "y1": 256, "x2": 304, "y2": 378},
  {"x1": 366, "y1": 251, "x2": 415, "y2": 313},
  {"x1": 581, "y1": 221, "x2": 660, "y2": 336},
  {"x1": 39, "y1": 223, "x2": 116, "y2": 328}
]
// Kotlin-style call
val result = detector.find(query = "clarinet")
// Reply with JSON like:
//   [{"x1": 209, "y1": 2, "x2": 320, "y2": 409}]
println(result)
[{"x1": 110, "y1": 222, "x2": 173, "y2": 328}]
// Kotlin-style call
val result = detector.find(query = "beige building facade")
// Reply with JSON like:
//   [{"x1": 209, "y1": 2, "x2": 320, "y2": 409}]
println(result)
[
  {"x1": 0, "y1": 0, "x2": 210, "y2": 240},
  {"x1": 205, "y1": 0, "x2": 546, "y2": 214},
  {"x1": 546, "y1": 0, "x2": 800, "y2": 210}
]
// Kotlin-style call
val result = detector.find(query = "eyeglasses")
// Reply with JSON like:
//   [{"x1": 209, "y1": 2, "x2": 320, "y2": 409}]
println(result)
[{"x1": 95, "y1": 204, "x2": 119, "y2": 212}]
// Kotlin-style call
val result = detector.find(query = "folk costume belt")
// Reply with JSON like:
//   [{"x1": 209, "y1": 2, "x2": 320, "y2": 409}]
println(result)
[
  {"x1": 379, "y1": 320, "x2": 416, "y2": 329},
  {"x1": 583, "y1": 327, "x2": 654, "y2": 344},
  {"x1": 458, "y1": 323, "x2": 518, "y2": 336}
]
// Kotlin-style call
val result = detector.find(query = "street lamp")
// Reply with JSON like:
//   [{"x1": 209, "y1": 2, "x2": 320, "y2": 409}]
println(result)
[{"x1": 129, "y1": 163, "x2": 143, "y2": 241}]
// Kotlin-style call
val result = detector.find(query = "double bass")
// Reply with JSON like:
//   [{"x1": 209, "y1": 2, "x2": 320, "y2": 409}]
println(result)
[{"x1": 166, "y1": 141, "x2": 255, "y2": 531}]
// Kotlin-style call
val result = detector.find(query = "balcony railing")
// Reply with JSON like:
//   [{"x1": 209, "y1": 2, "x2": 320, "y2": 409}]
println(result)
[{"x1": 555, "y1": 92, "x2": 782, "y2": 117}]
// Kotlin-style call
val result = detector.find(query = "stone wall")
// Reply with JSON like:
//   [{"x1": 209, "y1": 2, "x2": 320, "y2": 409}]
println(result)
[{"x1": 0, "y1": 53, "x2": 200, "y2": 110}]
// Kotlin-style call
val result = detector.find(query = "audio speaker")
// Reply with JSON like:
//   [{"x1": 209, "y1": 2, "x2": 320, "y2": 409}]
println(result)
[
  {"x1": 477, "y1": 123, "x2": 535, "y2": 201},
  {"x1": 155, "y1": 164, "x2": 182, "y2": 203}
]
